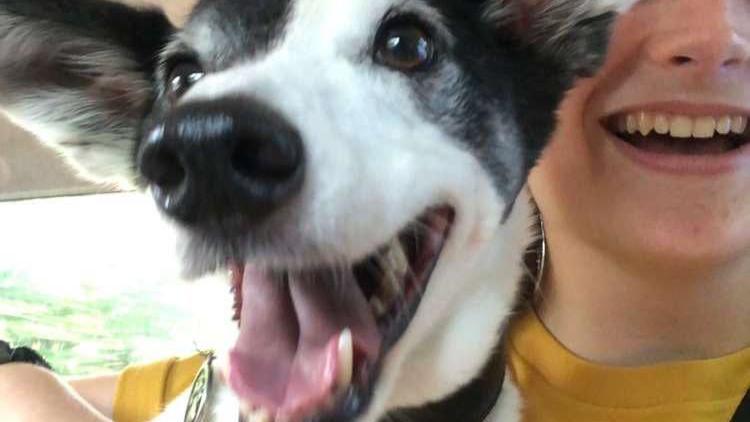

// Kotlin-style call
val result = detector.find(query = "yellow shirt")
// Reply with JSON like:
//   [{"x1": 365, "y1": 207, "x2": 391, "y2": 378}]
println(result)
[
  {"x1": 113, "y1": 354, "x2": 205, "y2": 422},
  {"x1": 506, "y1": 310, "x2": 750, "y2": 422},
  {"x1": 113, "y1": 312, "x2": 750, "y2": 422}
]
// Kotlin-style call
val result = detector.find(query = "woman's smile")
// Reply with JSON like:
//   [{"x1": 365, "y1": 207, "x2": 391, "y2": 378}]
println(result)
[{"x1": 601, "y1": 103, "x2": 750, "y2": 175}]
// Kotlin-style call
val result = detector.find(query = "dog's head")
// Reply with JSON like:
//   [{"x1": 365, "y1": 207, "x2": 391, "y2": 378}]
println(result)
[{"x1": 0, "y1": 0, "x2": 631, "y2": 420}]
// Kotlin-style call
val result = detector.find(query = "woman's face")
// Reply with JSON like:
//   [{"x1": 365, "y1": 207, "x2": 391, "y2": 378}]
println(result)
[{"x1": 530, "y1": 0, "x2": 750, "y2": 271}]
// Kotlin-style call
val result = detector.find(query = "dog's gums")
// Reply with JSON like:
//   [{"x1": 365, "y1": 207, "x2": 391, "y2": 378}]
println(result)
[{"x1": 227, "y1": 207, "x2": 454, "y2": 421}]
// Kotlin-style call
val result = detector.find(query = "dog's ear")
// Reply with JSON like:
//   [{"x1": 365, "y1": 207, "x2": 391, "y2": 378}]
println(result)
[
  {"x1": 486, "y1": 0, "x2": 637, "y2": 76},
  {"x1": 0, "y1": 0, "x2": 174, "y2": 184}
]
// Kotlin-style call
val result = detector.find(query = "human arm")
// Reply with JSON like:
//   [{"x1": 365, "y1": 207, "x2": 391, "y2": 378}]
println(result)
[
  {"x1": 0, "y1": 363, "x2": 112, "y2": 422},
  {"x1": 69, "y1": 373, "x2": 120, "y2": 419}
]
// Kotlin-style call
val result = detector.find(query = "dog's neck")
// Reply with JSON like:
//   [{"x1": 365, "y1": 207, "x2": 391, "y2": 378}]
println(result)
[{"x1": 382, "y1": 340, "x2": 507, "y2": 422}]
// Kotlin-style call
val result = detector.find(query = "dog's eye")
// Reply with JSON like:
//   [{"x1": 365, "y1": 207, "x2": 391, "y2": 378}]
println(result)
[
  {"x1": 375, "y1": 19, "x2": 435, "y2": 72},
  {"x1": 167, "y1": 62, "x2": 205, "y2": 101}
]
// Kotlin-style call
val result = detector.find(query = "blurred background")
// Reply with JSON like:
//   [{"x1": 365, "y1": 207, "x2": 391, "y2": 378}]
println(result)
[{"x1": 0, "y1": 0, "x2": 237, "y2": 376}]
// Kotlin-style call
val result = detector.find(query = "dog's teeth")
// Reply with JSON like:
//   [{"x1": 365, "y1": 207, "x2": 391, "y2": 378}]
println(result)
[
  {"x1": 240, "y1": 402, "x2": 254, "y2": 417},
  {"x1": 246, "y1": 408, "x2": 272, "y2": 422},
  {"x1": 337, "y1": 328, "x2": 354, "y2": 391},
  {"x1": 370, "y1": 297, "x2": 387, "y2": 318},
  {"x1": 375, "y1": 263, "x2": 399, "y2": 307},
  {"x1": 381, "y1": 239, "x2": 409, "y2": 298},
  {"x1": 241, "y1": 402, "x2": 272, "y2": 422},
  {"x1": 380, "y1": 267, "x2": 401, "y2": 304},
  {"x1": 389, "y1": 239, "x2": 410, "y2": 278}
]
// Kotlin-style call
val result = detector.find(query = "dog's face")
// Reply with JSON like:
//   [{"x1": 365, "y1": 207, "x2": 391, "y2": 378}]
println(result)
[{"x1": 0, "y1": 0, "x2": 630, "y2": 420}]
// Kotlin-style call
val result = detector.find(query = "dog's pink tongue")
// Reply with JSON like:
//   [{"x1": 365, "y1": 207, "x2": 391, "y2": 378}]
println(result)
[{"x1": 228, "y1": 266, "x2": 381, "y2": 420}]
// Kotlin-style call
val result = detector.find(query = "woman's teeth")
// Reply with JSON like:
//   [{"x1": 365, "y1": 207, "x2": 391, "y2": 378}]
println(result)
[{"x1": 617, "y1": 112, "x2": 748, "y2": 139}]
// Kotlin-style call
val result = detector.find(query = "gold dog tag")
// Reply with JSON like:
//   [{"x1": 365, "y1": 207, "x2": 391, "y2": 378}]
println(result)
[{"x1": 184, "y1": 352, "x2": 215, "y2": 422}]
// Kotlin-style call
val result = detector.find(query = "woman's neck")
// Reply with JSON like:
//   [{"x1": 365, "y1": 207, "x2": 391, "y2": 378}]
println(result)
[{"x1": 536, "y1": 233, "x2": 750, "y2": 366}]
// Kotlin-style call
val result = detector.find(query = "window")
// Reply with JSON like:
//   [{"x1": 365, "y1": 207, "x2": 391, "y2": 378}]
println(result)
[{"x1": 0, "y1": 111, "x2": 231, "y2": 377}]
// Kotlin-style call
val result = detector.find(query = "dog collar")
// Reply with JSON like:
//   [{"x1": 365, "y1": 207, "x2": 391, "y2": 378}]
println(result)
[
  {"x1": 383, "y1": 343, "x2": 507, "y2": 422},
  {"x1": 184, "y1": 352, "x2": 221, "y2": 422}
]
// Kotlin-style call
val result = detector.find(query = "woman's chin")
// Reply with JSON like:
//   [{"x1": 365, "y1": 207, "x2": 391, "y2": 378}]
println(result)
[{"x1": 596, "y1": 209, "x2": 749, "y2": 274}]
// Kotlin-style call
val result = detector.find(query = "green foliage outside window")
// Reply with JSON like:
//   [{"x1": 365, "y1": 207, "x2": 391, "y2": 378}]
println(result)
[{"x1": 0, "y1": 269, "x2": 191, "y2": 376}]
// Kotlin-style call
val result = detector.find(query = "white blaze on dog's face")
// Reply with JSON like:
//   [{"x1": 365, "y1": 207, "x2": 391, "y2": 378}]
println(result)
[{"x1": 0, "y1": 0, "x2": 633, "y2": 421}]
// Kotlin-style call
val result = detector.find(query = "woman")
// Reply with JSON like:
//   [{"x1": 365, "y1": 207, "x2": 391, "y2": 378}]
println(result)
[
  {"x1": 2, "y1": 0, "x2": 749, "y2": 420},
  {"x1": 506, "y1": 0, "x2": 750, "y2": 420}
]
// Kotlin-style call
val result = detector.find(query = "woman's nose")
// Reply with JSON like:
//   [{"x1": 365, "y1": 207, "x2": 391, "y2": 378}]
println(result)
[{"x1": 644, "y1": 2, "x2": 750, "y2": 76}]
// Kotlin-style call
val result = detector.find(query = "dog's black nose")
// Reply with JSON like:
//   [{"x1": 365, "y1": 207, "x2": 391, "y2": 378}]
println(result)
[{"x1": 138, "y1": 98, "x2": 305, "y2": 225}]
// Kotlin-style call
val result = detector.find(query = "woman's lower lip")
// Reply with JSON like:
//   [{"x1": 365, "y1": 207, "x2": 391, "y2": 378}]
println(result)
[{"x1": 608, "y1": 133, "x2": 750, "y2": 176}]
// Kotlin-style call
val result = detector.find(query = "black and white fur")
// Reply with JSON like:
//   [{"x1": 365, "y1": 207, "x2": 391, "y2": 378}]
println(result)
[{"x1": 0, "y1": 1, "x2": 633, "y2": 421}]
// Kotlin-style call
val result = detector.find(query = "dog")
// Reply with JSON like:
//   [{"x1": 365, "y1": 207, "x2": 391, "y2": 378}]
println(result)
[{"x1": 0, "y1": 0, "x2": 632, "y2": 421}]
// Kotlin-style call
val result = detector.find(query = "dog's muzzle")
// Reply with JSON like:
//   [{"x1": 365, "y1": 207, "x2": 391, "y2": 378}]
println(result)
[{"x1": 135, "y1": 95, "x2": 458, "y2": 421}]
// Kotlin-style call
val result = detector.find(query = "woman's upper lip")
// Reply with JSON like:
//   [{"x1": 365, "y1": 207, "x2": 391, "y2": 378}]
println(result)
[{"x1": 603, "y1": 101, "x2": 750, "y2": 118}]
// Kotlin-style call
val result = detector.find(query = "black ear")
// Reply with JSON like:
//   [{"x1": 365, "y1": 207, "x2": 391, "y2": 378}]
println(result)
[
  {"x1": 486, "y1": 0, "x2": 635, "y2": 76},
  {"x1": 0, "y1": 0, "x2": 174, "y2": 184}
]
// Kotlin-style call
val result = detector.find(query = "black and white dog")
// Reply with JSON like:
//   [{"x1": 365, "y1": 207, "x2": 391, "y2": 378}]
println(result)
[{"x1": 0, "y1": 1, "x2": 631, "y2": 421}]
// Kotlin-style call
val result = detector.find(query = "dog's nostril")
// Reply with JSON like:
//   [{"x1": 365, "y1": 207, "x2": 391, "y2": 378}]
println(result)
[
  {"x1": 141, "y1": 142, "x2": 186, "y2": 191},
  {"x1": 231, "y1": 134, "x2": 301, "y2": 181},
  {"x1": 152, "y1": 148, "x2": 186, "y2": 189}
]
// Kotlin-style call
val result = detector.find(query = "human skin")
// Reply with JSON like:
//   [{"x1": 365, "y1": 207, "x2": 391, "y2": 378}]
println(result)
[
  {"x1": 0, "y1": 363, "x2": 115, "y2": 421},
  {"x1": 530, "y1": 0, "x2": 750, "y2": 366}
]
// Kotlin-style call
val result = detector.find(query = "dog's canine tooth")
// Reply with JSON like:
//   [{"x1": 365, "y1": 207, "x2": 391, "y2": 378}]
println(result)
[
  {"x1": 246, "y1": 408, "x2": 272, "y2": 422},
  {"x1": 337, "y1": 328, "x2": 354, "y2": 391},
  {"x1": 240, "y1": 402, "x2": 272, "y2": 422},
  {"x1": 240, "y1": 402, "x2": 254, "y2": 416}
]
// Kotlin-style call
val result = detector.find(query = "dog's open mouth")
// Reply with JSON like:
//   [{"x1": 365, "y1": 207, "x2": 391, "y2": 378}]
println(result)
[{"x1": 226, "y1": 206, "x2": 455, "y2": 422}]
